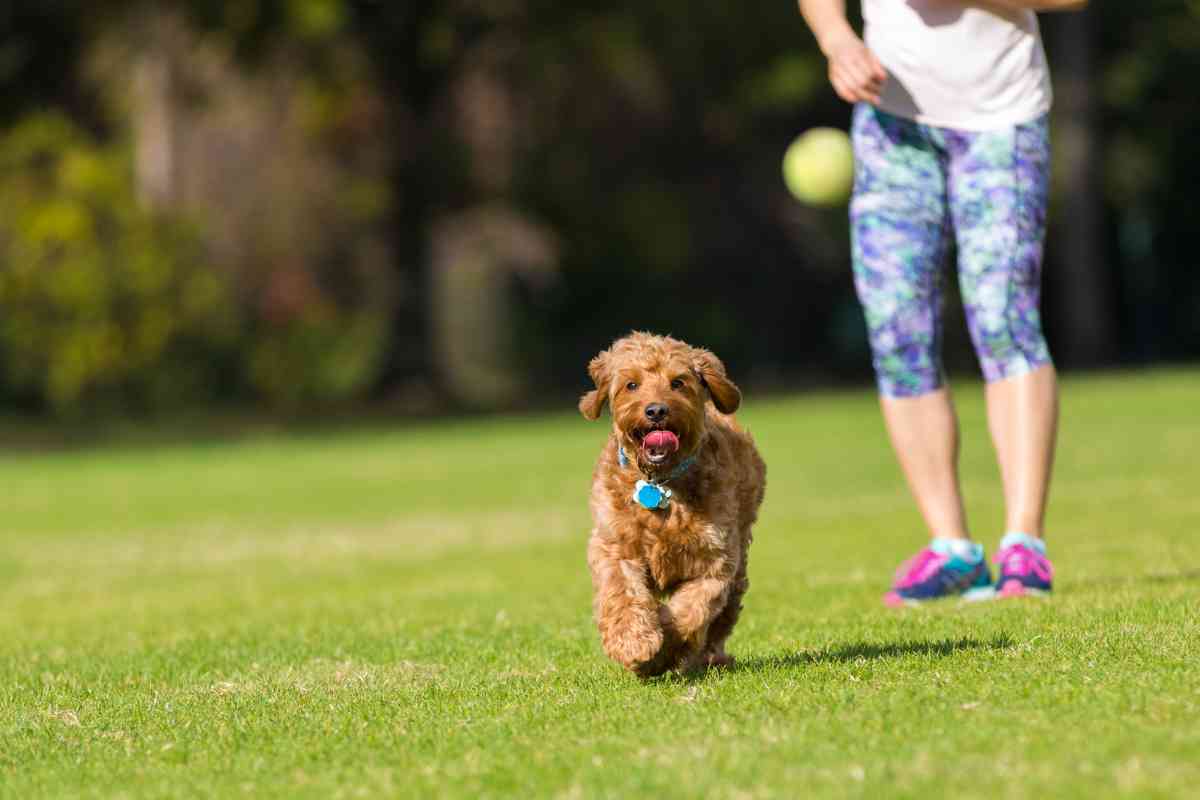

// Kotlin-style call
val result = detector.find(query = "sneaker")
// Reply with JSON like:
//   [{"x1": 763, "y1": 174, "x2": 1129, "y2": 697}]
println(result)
[
  {"x1": 994, "y1": 532, "x2": 1053, "y2": 597},
  {"x1": 883, "y1": 539, "x2": 992, "y2": 607}
]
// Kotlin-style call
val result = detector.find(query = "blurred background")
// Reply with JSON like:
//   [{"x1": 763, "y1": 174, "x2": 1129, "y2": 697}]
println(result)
[{"x1": 1, "y1": 0, "x2": 1196, "y2": 422}]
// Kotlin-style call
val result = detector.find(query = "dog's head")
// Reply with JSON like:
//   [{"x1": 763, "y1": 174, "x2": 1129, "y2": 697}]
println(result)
[{"x1": 579, "y1": 332, "x2": 740, "y2": 469}]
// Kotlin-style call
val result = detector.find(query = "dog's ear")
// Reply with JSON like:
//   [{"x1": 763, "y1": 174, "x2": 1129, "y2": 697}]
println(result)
[
  {"x1": 691, "y1": 347, "x2": 741, "y2": 414},
  {"x1": 578, "y1": 349, "x2": 611, "y2": 420}
]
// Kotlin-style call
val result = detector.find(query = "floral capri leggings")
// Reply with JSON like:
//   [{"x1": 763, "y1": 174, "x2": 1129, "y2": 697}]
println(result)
[{"x1": 850, "y1": 103, "x2": 1053, "y2": 397}]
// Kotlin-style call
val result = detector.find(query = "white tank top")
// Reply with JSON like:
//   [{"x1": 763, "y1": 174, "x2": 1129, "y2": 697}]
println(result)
[{"x1": 862, "y1": 0, "x2": 1052, "y2": 131}]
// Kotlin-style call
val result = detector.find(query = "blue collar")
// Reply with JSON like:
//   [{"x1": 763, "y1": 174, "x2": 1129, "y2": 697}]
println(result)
[
  {"x1": 618, "y1": 445, "x2": 697, "y2": 510},
  {"x1": 618, "y1": 445, "x2": 696, "y2": 481}
]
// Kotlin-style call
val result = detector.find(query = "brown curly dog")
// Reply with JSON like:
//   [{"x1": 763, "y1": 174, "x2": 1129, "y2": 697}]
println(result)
[{"x1": 580, "y1": 332, "x2": 766, "y2": 677}]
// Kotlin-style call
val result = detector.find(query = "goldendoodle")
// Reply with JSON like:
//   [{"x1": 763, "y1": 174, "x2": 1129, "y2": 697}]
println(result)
[{"x1": 580, "y1": 332, "x2": 766, "y2": 677}]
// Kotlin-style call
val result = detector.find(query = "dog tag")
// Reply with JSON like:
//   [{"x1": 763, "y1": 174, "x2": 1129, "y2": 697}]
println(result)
[{"x1": 634, "y1": 480, "x2": 671, "y2": 510}]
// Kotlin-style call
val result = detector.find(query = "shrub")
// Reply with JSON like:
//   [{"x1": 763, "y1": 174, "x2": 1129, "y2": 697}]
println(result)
[{"x1": 0, "y1": 114, "x2": 236, "y2": 414}]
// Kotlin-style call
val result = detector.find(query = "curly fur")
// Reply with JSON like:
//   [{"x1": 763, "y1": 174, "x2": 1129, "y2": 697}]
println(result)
[{"x1": 580, "y1": 332, "x2": 766, "y2": 677}]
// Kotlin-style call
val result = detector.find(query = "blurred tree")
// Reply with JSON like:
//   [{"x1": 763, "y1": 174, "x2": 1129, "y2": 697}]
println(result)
[
  {"x1": 1045, "y1": 10, "x2": 1113, "y2": 367},
  {"x1": 89, "y1": 3, "x2": 400, "y2": 408},
  {"x1": 1092, "y1": 1, "x2": 1200, "y2": 361},
  {"x1": 0, "y1": 113, "x2": 235, "y2": 413},
  {"x1": 0, "y1": 0, "x2": 1196, "y2": 417}
]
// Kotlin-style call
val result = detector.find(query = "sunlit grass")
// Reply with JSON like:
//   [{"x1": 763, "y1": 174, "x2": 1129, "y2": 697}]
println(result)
[{"x1": 2, "y1": 369, "x2": 1198, "y2": 798}]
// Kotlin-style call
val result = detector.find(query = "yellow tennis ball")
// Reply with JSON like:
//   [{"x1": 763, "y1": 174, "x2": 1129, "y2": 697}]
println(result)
[{"x1": 782, "y1": 127, "x2": 854, "y2": 207}]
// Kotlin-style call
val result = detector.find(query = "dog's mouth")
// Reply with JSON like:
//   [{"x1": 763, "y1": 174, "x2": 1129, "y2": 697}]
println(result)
[{"x1": 632, "y1": 425, "x2": 681, "y2": 465}]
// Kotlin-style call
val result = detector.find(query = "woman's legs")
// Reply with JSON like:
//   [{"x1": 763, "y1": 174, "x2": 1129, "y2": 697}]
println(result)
[
  {"x1": 880, "y1": 388, "x2": 970, "y2": 541},
  {"x1": 946, "y1": 114, "x2": 1056, "y2": 541},
  {"x1": 985, "y1": 365, "x2": 1058, "y2": 537},
  {"x1": 853, "y1": 106, "x2": 1057, "y2": 601},
  {"x1": 851, "y1": 105, "x2": 972, "y2": 545}
]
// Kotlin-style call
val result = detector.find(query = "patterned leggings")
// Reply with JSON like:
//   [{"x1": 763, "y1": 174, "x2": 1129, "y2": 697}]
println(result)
[{"x1": 850, "y1": 103, "x2": 1053, "y2": 398}]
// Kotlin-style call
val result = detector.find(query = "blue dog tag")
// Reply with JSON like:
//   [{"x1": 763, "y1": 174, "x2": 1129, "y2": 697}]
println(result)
[{"x1": 634, "y1": 480, "x2": 671, "y2": 510}]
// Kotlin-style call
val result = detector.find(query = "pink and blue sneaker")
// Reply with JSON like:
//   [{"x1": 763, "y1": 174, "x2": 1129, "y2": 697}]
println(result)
[
  {"x1": 883, "y1": 538, "x2": 993, "y2": 607},
  {"x1": 993, "y1": 532, "x2": 1053, "y2": 597}
]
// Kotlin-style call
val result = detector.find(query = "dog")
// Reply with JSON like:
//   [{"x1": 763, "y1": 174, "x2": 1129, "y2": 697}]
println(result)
[{"x1": 579, "y1": 332, "x2": 766, "y2": 677}]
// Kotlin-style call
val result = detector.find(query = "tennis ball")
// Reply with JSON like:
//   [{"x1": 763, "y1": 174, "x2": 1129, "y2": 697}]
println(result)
[{"x1": 782, "y1": 127, "x2": 854, "y2": 207}]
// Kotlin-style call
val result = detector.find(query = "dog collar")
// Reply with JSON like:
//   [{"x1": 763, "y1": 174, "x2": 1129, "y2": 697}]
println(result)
[{"x1": 618, "y1": 445, "x2": 696, "y2": 510}]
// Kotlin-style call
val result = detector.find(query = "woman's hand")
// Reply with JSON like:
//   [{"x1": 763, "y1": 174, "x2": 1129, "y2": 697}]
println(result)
[{"x1": 822, "y1": 30, "x2": 887, "y2": 105}]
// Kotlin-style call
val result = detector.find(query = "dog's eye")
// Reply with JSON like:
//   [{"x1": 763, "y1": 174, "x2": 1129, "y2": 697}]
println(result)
[
  {"x1": 625, "y1": 381, "x2": 638, "y2": 391},
  {"x1": 670, "y1": 378, "x2": 685, "y2": 390}
]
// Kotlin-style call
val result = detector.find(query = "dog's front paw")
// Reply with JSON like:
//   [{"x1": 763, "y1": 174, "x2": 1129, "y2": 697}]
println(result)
[
  {"x1": 633, "y1": 644, "x2": 680, "y2": 679},
  {"x1": 601, "y1": 601, "x2": 664, "y2": 671},
  {"x1": 606, "y1": 626, "x2": 663, "y2": 674},
  {"x1": 630, "y1": 608, "x2": 690, "y2": 678}
]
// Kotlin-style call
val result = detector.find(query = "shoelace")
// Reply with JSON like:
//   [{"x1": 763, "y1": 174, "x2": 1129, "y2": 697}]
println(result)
[
  {"x1": 892, "y1": 548, "x2": 945, "y2": 589},
  {"x1": 996, "y1": 545, "x2": 1053, "y2": 581}
]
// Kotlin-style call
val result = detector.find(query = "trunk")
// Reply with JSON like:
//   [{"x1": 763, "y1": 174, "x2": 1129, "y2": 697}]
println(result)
[
  {"x1": 1049, "y1": 10, "x2": 1113, "y2": 366},
  {"x1": 132, "y1": 16, "x2": 178, "y2": 211},
  {"x1": 429, "y1": 208, "x2": 557, "y2": 409}
]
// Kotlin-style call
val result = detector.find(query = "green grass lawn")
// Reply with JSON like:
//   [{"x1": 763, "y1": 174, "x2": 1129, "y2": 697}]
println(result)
[{"x1": 2, "y1": 369, "x2": 1198, "y2": 799}]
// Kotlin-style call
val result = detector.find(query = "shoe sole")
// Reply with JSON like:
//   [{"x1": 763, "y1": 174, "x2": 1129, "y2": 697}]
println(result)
[
  {"x1": 884, "y1": 583, "x2": 996, "y2": 607},
  {"x1": 885, "y1": 581, "x2": 1050, "y2": 607},
  {"x1": 996, "y1": 579, "x2": 1050, "y2": 598},
  {"x1": 961, "y1": 585, "x2": 997, "y2": 602}
]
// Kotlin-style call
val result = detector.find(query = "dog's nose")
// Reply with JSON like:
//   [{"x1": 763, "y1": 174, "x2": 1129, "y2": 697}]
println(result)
[{"x1": 644, "y1": 403, "x2": 669, "y2": 422}]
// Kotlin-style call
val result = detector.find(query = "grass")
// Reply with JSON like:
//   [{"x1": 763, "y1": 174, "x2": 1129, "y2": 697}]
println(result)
[{"x1": 2, "y1": 369, "x2": 1199, "y2": 799}]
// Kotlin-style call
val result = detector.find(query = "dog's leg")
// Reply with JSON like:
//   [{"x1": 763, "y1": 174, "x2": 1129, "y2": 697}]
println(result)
[
  {"x1": 702, "y1": 565, "x2": 748, "y2": 668},
  {"x1": 704, "y1": 529, "x2": 752, "y2": 668},
  {"x1": 659, "y1": 572, "x2": 733, "y2": 672},
  {"x1": 588, "y1": 537, "x2": 663, "y2": 675}
]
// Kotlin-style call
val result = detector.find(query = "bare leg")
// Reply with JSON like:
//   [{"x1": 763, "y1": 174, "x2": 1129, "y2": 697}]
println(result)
[
  {"x1": 879, "y1": 387, "x2": 971, "y2": 541},
  {"x1": 984, "y1": 364, "x2": 1058, "y2": 538}
]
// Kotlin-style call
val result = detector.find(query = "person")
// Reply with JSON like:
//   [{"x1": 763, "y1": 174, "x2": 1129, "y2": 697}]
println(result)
[{"x1": 797, "y1": 0, "x2": 1088, "y2": 604}]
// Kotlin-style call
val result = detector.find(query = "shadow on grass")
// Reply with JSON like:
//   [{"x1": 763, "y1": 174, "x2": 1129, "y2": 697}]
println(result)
[{"x1": 729, "y1": 634, "x2": 1015, "y2": 674}]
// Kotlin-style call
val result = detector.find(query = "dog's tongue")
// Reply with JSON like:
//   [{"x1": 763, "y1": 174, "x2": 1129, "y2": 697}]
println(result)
[{"x1": 643, "y1": 430, "x2": 680, "y2": 452}]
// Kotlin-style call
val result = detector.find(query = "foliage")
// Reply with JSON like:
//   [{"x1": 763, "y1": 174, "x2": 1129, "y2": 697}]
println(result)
[
  {"x1": 0, "y1": 4, "x2": 402, "y2": 416},
  {"x1": 0, "y1": 2, "x2": 1198, "y2": 416},
  {"x1": 1092, "y1": 0, "x2": 1200, "y2": 358},
  {"x1": 83, "y1": 6, "x2": 399, "y2": 409},
  {"x1": 0, "y1": 114, "x2": 234, "y2": 413},
  {"x1": 184, "y1": 43, "x2": 397, "y2": 409},
  {"x1": 1, "y1": 371, "x2": 1198, "y2": 795}
]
